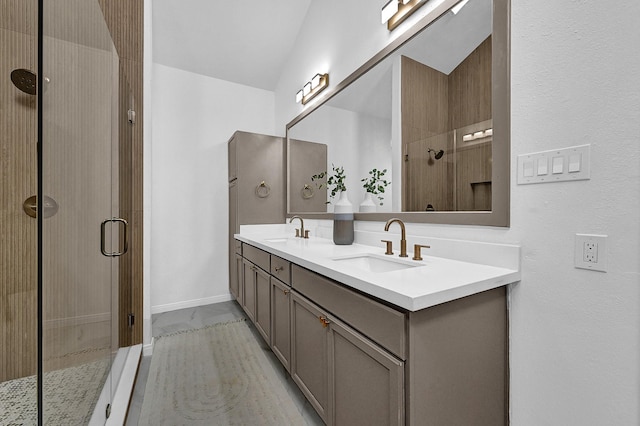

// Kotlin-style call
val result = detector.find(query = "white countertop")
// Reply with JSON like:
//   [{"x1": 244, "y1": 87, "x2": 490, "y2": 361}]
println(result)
[{"x1": 236, "y1": 225, "x2": 521, "y2": 311}]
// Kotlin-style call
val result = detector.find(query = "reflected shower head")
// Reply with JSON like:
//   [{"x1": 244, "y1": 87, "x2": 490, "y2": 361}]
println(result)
[
  {"x1": 427, "y1": 148, "x2": 444, "y2": 160},
  {"x1": 11, "y1": 69, "x2": 37, "y2": 95}
]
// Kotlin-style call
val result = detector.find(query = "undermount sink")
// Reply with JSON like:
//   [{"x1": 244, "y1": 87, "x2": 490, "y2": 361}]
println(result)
[
  {"x1": 264, "y1": 237, "x2": 289, "y2": 243},
  {"x1": 332, "y1": 254, "x2": 419, "y2": 273}
]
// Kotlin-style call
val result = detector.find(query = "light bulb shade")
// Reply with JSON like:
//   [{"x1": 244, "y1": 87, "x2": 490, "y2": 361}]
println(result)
[
  {"x1": 401, "y1": 0, "x2": 411, "y2": 4},
  {"x1": 296, "y1": 89, "x2": 303, "y2": 103},
  {"x1": 451, "y1": 0, "x2": 470, "y2": 15},
  {"x1": 303, "y1": 82, "x2": 312, "y2": 96},
  {"x1": 381, "y1": 0, "x2": 399, "y2": 24},
  {"x1": 311, "y1": 73, "x2": 322, "y2": 89}
]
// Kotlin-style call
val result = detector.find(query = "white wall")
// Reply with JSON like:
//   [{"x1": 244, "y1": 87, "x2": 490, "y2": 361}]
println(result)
[
  {"x1": 274, "y1": 0, "x2": 640, "y2": 425},
  {"x1": 150, "y1": 63, "x2": 275, "y2": 313}
]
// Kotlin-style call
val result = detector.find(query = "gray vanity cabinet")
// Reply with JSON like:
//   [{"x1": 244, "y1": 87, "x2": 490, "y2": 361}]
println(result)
[
  {"x1": 235, "y1": 240, "x2": 507, "y2": 426},
  {"x1": 227, "y1": 131, "x2": 285, "y2": 296},
  {"x1": 328, "y1": 318, "x2": 404, "y2": 426},
  {"x1": 241, "y1": 259, "x2": 257, "y2": 322},
  {"x1": 254, "y1": 266, "x2": 271, "y2": 343},
  {"x1": 242, "y1": 257, "x2": 271, "y2": 343},
  {"x1": 242, "y1": 244, "x2": 271, "y2": 340},
  {"x1": 230, "y1": 253, "x2": 243, "y2": 303},
  {"x1": 291, "y1": 292, "x2": 329, "y2": 423},
  {"x1": 291, "y1": 291, "x2": 404, "y2": 426},
  {"x1": 270, "y1": 277, "x2": 291, "y2": 371}
]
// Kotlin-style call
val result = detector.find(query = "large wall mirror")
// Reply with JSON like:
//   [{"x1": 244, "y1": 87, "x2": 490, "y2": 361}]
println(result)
[{"x1": 286, "y1": 0, "x2": 510, "y2": 226}]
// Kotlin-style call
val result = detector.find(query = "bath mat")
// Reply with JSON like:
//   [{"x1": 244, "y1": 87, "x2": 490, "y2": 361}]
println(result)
[{"x1": 138, "y1": 319, "x2": 306, "y2": 425}]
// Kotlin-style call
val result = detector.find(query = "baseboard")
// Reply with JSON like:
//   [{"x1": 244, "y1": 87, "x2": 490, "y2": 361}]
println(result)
[
  {"x1": 151, "y1": 294, "x2": 233, "y2": 315},
  {"x1": 143, "y1": 337, "x2": 154, "y2": 357}
]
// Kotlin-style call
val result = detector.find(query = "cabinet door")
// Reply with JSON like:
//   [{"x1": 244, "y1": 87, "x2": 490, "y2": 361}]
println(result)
[
  {"x1": 230, "y1": 253, "x2": 242, "y2": 301},
  {"x1": 254, "y1": 266, "x2": 271, "y2": 343},
  {"x1": 271, "y1": 277, "x2": 291, "y2": 371},
  {"x1": 242, "y1": 259, "x2": 256, "y2": 322},
  {"x1": 328, "y1": 318, "x2": 405, "y2": 426},
  {"x1": 291, "y1": 292, "x2": 329, "y2": 423}
]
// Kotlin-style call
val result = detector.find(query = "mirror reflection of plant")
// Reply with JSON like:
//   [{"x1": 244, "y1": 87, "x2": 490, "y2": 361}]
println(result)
[
  {"x1": 312, "y1": 164, "x2": 347, "y2": 204},
  {"x1": 361, "y1": 168, "x2": 390, "y2": 205}
]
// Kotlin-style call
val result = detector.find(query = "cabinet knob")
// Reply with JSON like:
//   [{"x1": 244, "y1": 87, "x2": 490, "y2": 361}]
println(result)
[
  {"x1": 274, "y1": 266, "x2": 284, "y2": 273},
  {"x1": 282, "y1": 288, "x2": 290, "y2": 295}
]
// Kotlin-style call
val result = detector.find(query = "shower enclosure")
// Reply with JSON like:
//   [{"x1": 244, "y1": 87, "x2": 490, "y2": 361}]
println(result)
[{"x1": 1, "y1": 0, "x2": 139, "y2": 423}]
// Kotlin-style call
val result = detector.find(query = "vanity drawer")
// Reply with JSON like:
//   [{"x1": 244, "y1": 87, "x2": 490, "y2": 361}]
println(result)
[
  {"x1": 270, "y1": 255, "x2": 291, "y2": 285},
  {"x1": 234, "y1": 239, "x2": 242, "y2": 255},
  {"x1": 243, "y1": 244, "x2": 270, "y2": 272},
  {"x1": 291, "y1": 264, "x2": 406, "y2": 360}
]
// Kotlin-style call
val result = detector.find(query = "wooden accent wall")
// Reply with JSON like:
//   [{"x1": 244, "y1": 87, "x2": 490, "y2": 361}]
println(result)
[
  {"x1": 448, "y1": 37, "x2": 492, "y2": 130},
  {"x1": 0, "y1": 0, "x2": 38, "y2": 382},
  {"x1": 402, "y1": 36, "x2": 492, "y2": 212},
  {"x1": 450, "y1": 38, "x2": 492, "y2": 211},
  {"x1": 98, "y1": 0, "x2": 144, "y2": 347},
  {"x1": 401, "y1": 56, "x2": 453, "y2": 211}
]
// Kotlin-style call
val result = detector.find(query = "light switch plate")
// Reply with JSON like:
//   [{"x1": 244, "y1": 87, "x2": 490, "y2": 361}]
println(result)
[
  {"x1": 575, "y1": 234, "x2": 607, "y2": 272},
  {"x1": 517, "y1": 144, "x2": 590, "y2": 185}
]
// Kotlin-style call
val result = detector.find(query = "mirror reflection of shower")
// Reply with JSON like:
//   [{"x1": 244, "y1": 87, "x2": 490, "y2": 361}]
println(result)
[{"x1": 10, "y1": 68, "x2": 49, "y2": 95}]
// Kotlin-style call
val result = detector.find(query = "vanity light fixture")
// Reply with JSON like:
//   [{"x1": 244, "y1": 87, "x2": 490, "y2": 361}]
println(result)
[
  {"x1": 381, "y1": 0, "x2": 427, "y2": 31},
  {"x1": 462, "y1": 128, "x2": 493, "y2": 142},
  {"x1": 295, "y1": 73, "x2": 329, "y2": 105}
]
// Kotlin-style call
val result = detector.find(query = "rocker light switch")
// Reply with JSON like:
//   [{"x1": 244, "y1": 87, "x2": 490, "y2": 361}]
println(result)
[
  {"x1": 537, "y1": 158, "x2": 548, "y2": 175},
  {"x1": 523, "y1": 160, "x2": 534, "y2": 177},
  {"x1": 569, "y1": 153, "x2": 581, "y2": 172},
  {"x1": 552, "y1": 156, "x2": 564, "y2": 174}
]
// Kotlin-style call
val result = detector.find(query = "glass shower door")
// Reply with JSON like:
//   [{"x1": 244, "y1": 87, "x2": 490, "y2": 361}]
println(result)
[{"x1": 40, "y1": 1, "x2": 122, "y2": 423}]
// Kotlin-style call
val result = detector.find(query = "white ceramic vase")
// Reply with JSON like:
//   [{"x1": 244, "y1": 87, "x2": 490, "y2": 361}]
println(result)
[
  {"x1": 333, "y1": 191, "x2": 354, "y2": 245},
  {"x1": 359, "y1": 192, "x2": 377, "y2": 213},
  {"x1": 333, "y1": 190, "x2": 353, "y2": 213}
]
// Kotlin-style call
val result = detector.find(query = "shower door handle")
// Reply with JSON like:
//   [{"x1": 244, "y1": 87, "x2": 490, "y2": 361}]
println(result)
[{"x1": 101, "y1": 218, "x2": 128, "y2": 257}]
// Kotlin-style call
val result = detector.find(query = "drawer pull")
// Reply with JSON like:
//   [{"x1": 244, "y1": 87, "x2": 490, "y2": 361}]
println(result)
[
  {"x1": 319, "y1": 316, "x2": 330, "y2": 328},
  {"x1": 274, "y1": 266, "x2": 284, "y2": 273}
]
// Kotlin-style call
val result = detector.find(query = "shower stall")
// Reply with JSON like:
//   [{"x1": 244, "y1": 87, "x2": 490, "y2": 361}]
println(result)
[{"x1": 1, "y1": 0, "x2": 140, "y2": 423}]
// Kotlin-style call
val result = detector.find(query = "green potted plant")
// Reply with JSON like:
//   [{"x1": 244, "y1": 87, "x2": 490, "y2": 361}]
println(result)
[
  {"x1": 312, "y1": 164, "x2": 353, "y2": 245},
  {"x1": 360, "y1": 168, "x2": 390, "y2": 212},
  {"x1": 312, "y1": 164, "x2": 347, "y2": 204}
]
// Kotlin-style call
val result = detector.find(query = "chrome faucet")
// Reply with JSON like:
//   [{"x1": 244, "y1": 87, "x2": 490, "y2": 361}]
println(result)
[
  {"x1": 289, "y1": 215, "x2": 306, "y2": 238},
  {"x1": 384, "y1": 218, "x2": 408, "y2": 257}
]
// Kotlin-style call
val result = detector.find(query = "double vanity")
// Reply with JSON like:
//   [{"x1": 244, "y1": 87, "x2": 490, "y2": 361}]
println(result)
[{"x1": 232, "y1": 221, "x2": 520, "y2": 426}]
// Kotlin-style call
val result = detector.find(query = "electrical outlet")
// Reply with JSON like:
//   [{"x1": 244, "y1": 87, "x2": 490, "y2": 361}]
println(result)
[
  {"x1": 575, "y1": 234, "x2": 607, "y2": 272},
  {"x1": 583, "y1": 242, "x2": 598, "y2": 262}
]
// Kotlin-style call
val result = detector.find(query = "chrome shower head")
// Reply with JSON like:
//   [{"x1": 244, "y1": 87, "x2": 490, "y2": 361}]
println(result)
[
  {"x1": 427, "y1": 148, "x2": 444, "y2": 160},
  {"x1": 11, "y1": 69, "x2": 37, "y2": 95}
]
